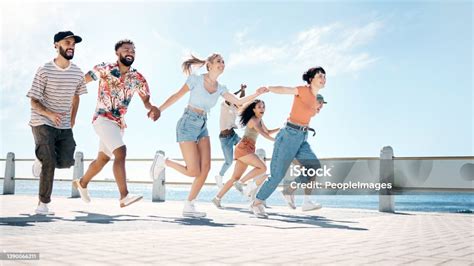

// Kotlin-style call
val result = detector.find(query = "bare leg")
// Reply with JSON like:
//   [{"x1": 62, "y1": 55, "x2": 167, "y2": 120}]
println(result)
[
  {"x1": 111, "y1": 146, "x2": 128, "y2": 199},
  {"x1": 216, "y1": 160, "x2": 248, "y2": 199},
  {"x1": 238, "y1": 153, "x2": 267, "y2": 184},
  {"x1": 166, "y1": 141, "x2": 201, "y2": 177},
  {"x1": 187, "y1": 137, "x2": 211, "y2": 201},
  {"x1": 254, "y1": 174, "x2": 268, "y2": 186},
  {"x1": 80, "y1": 152, "x2": 111, "y2": 188}
]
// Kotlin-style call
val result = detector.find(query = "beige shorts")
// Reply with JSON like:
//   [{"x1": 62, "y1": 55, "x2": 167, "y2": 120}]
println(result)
[{"x1": 93, "y1": 116, "x2": 125, "y2": 158}]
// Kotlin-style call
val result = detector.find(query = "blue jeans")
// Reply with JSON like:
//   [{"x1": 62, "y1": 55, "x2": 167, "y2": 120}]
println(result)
[
  {"x1": 218, "y1": 132, "x2": 241, "y2": 176},
  {"x1": 256, "y1": 125, "x2": 321, "y2": 201}
]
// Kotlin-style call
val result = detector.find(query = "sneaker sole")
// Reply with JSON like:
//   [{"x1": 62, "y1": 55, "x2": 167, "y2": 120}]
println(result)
[
  {"x1": 35, "y1": 210, "x2": 55, "y2": 215},
  {"x1": 183, "y1": 212, "x2": 207, "y2": 218},
  {"x1": 212, "y1": 201, "x2": 222, "y2": 209},
  {"x1": 120, "y1": 196, "x2": 143, "y2": 208},
  {"x1": 302, "y1": 206, "x2": 322, "y2": 212},
  {"x1": 281, "y1": 192, "x2": 296, "y2": 209}
]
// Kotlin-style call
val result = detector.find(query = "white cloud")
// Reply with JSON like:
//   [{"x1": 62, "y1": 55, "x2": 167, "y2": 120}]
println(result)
[
  {"x1": 227, "y1": 21, "x2": 383, "y2": 76},
  {"x1": 228, "y1": 45, "x2": 286, "y2": 68}
]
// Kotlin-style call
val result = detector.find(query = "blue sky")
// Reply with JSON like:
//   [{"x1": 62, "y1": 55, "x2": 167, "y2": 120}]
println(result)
[{"x1": 0, "y1": 1, "x2": 472, "y2": 161}]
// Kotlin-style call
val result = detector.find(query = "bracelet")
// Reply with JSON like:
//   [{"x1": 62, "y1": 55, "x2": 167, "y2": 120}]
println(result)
[{"x1": 87, "y1": 70, "x2": 98, "y2": 81}]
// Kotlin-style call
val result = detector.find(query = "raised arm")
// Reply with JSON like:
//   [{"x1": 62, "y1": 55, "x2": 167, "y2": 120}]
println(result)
[
  {"x1": 236, "y1": 84, "x2": 246, "y2": 97},
  {"x1": 268, "y1": 86, "x2": 298, "y2": 95},
  {"x1": 222, "y1": 86, "x2": 267, "y2": 106},
  {"x1": 249, "y1": 119, "x2": 275, "y2": 141},
  {"x1": 158, "y1": 83, "x2": 190, "y2": 113}
]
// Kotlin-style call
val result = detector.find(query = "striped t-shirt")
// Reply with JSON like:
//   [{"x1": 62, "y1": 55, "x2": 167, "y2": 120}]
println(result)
[{"x1": 27, "y1": 61, "x2": 87, "y2": 129}]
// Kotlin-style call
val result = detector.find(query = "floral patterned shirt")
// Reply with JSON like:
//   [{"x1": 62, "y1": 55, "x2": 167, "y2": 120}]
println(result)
[{"x1": 90, "y1": 62, "x2": 150, "y2": 128}]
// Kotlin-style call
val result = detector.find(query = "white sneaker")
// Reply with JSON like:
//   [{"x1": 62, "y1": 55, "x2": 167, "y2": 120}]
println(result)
[
  {"x1": 215, "y1": 175, "x2": 224, "y2": 189},
  {"x1": 281, "y1": 190, "x2": 296, "y2": 209},
  {"x1": 150, "y1": 152, "x2": 166, "y2": 180},
  {"x1": 32, "y1": 158, "x2": 42, "y2": 178},
  {"x1": 243, "y1": 181, "x2": 258, "y2": 199},
  {"x1": 250, "y1": 202, "x2": 268, "y2": 218},
  {"x1": 233, "y1": 181, "x2": 244, "y2": 193},
  {"x1": 35, "y1": 202, "x2": 55, "y2": 215},
  {"x1": 212, "y1": 197, "x2": 222, "y2": 209},
  {"x1": 72, "y1": 179, "x2": 91, "y2": 203},
  {"x1": 302, "y1": 200, "x2": 322, "y2": 212},
  {"x1": 119, "y1": 193, "x2": 143, "y2": 208},
  {"x1": 183, "y1": 200, "x2": 207, "y2": 218}
]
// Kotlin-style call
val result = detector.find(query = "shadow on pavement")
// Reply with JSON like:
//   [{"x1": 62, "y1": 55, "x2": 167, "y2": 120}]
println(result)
[
  {"x1": 262, "y1": 212, "x2": 368, "y2": 231},
  {"x1": 0, "y1": 213, "x2": 64, "y2": 227},
  {"x1": 69, "y1": 211, "x2": 143, "y2": 224},
  {"x1": 222, "y1": 206, "x2": 368, "y2": 231},
  {"x1": 148, "y1": 215, "x2": 236, "y2": 227}
]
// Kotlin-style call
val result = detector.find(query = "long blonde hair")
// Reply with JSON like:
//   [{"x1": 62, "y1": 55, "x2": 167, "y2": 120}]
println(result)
[{"x1": 182, "y1": 53, "x2": 222, "y2": 75}]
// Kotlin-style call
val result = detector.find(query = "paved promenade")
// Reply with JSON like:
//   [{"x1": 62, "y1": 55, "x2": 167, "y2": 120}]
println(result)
[{"x1": 1, "y1": 195, "x2": 473, "y2": 265}]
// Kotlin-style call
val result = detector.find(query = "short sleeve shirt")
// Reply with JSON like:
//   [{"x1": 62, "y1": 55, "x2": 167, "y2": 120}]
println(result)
[
  {"x1": 26, "y1": 60, "x2": 87, "y2": 129},
  {"x1": 90, "y1": 62, "x2": 150, "y2": 128},
  {"x1": 186, "y1": 74, "x2": 228, "y2": 113},
  {"x1": 288, "y1": 86, "x2": 317, "y2": 125}
]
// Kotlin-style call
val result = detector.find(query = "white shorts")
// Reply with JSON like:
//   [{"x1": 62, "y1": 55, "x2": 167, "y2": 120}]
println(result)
[{"x1": 93, "y1": 116, "x2": 125, "y2": 158}]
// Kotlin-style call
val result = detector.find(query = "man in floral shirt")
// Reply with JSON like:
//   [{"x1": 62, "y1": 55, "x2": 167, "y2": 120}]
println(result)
[{"x1": 73, "y1": 39, "x2": 160, "y2": 207}]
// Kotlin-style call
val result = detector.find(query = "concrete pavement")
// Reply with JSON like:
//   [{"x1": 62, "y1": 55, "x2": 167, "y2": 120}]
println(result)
[{"x1": 1, "y1": 195, "x2": 473, "y2": 265}]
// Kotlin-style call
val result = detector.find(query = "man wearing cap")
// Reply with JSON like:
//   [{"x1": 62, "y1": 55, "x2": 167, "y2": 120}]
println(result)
[
  {"x1": 27, "y1": 31, "x2": 87, "y2": 215},
  {"x1": 72, "y1": 39, "x2": 160, "y2": 208}
]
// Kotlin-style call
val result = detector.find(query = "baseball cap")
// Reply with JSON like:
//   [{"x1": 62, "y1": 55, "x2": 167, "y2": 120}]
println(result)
[{"x1": 53, "y1": 31, "x2": 82, "y2": 43}]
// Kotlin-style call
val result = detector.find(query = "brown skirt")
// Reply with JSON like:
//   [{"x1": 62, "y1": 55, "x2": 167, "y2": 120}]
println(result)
[{"x1": 234, "y1": 137, "x2": 256, "y2": 160}]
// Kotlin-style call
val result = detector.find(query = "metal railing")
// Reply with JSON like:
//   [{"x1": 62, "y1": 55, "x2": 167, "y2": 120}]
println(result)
[{"x1": 2, "y1": 147, "x2": 473, "y2": 212}]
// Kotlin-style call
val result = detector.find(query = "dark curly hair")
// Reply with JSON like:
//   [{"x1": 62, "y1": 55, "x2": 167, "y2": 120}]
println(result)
[
  {"x1": 115, "y1": 39, "x2": 135, "y2": 51},
  {"x1": 302, "y1": 66, "x2": 326, "y2": 84},
  {"x1": 239, "y1": 99, "x2": 265, "y2": 127}
]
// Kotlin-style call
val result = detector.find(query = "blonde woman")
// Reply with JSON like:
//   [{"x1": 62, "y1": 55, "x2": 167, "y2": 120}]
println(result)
[{"x1": 155, "y1": 54, "x2": 267, "y2": 217}]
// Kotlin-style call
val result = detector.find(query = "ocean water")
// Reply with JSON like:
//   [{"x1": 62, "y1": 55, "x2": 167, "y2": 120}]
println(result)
[{"x1": 1, "y1": 179, "x2": 473, "y2": 213}]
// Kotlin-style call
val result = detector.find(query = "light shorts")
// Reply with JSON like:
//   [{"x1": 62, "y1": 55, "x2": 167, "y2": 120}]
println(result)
[
  {"x1": 176, "y1": 108, "x2": 209, "y2": 143},
  {"x1": 93, "y1": 116, "x2": 125, "y2": 158}
]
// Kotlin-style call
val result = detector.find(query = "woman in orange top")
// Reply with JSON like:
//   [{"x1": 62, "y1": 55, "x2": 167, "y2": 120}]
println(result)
[{"x1": 249, "y1": 66, "x2": 327, "y2": 218}]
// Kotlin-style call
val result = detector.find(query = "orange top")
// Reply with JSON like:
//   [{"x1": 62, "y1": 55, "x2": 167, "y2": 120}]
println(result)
[{"x1": 288, "y1": 86, "x2": 317, "y2": 126}]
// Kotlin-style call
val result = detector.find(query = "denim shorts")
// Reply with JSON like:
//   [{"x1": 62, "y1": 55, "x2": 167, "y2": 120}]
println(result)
[{"x1": 176, "y1": 108, "x2": 209, "y2": 142}]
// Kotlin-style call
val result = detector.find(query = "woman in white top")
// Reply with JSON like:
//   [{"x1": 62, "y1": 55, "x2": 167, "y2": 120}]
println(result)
[
  {"x1": 155, "y1": 53, "x2": 267, "y2": 217},
  {"x1": 215, "y1": 84, "x2": 246, "y2": 189}
]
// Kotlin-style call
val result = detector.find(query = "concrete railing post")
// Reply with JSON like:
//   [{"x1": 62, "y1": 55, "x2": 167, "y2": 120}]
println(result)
[
  {"x1": 151, "y1": 150, "x2": 166, "y2": 202},
  {"x1": 3, "y1": 152, "x2": 15, "y2": 195},
  {"x1": 379, "y1": 146, "x2": 395, "y2": 212},
  {"x1": 71, "y1": 151, "x2": 84, "y2": 198},
  {"x1": 256, "y1": 148, "x2": 266, "y2": 161}
]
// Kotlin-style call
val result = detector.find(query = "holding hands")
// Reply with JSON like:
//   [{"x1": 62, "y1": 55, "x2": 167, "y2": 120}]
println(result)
[
  {"x1": 256, "y1": 86, "x2": 269, "y2": 95},
  {"x1": 147, "y1": 106, "x2": 161, "y2": 121}
]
